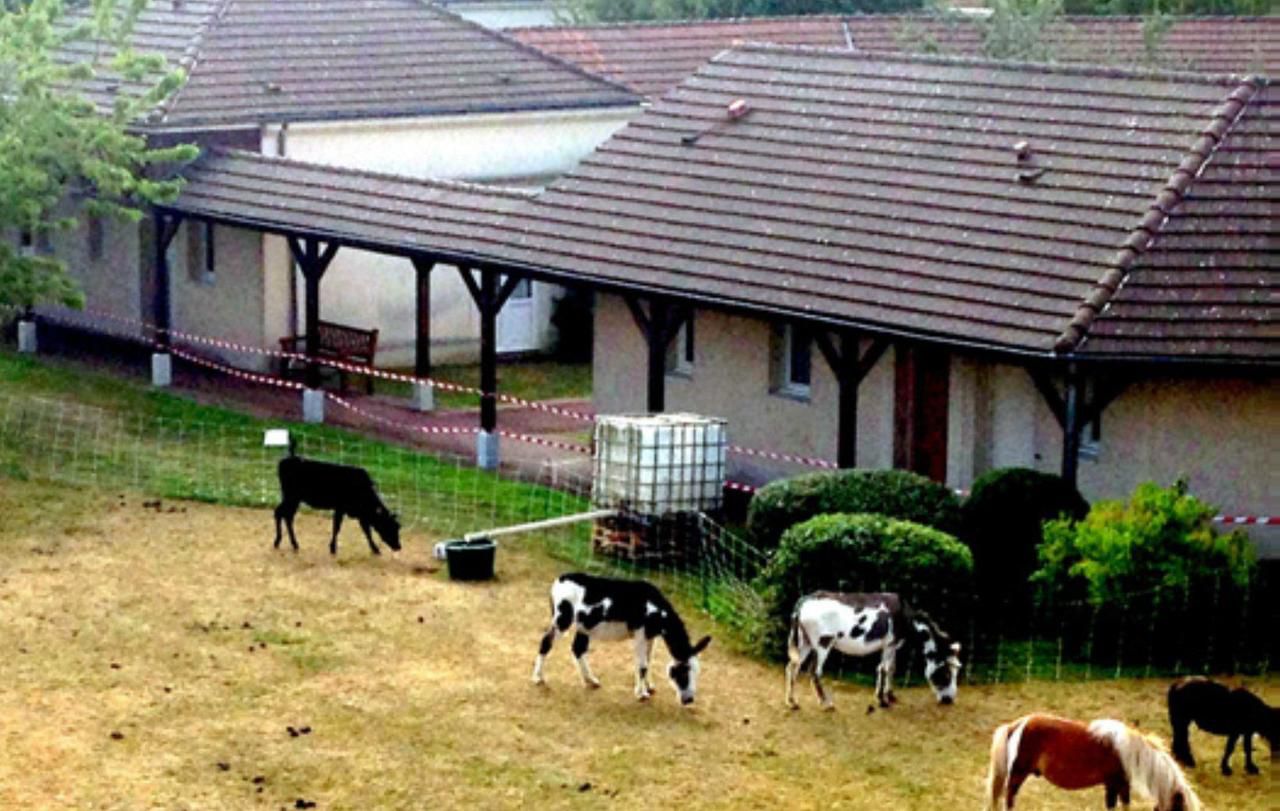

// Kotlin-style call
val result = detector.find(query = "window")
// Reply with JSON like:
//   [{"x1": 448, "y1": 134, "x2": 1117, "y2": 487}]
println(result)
[
  {"x1": 665, "y1": 314, "x2": 694, "y2": 376},
  {"x1": 188, "y1": 221, "x2": 215, "y2": 285},
  {"x1": 772, "y1": 323, "x2": 811, "y2": 398}
]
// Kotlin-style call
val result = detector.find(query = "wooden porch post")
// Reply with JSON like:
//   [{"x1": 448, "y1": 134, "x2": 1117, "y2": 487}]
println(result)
[
  {"x1": 625, "y1": 296, "x2": 690, "y2": 414},
  {"x1": 814, "y1": 330, "x2": 889, "y2": 468},
  {"x1": 287, "y1": 237, "x2": 340, "y2": 391},
  {"x1": 412, "y1": 257, "x2": 434, "y2": 411},
  {"x1": 151, "y1": 210, "x2": 183, "y2": 350},
  {"x1": 459, "y1": 266, "x2": 525, "y2": 440},
  {"x1": 1061, "y1": 363, "x2": 1082, "y2": 488}
]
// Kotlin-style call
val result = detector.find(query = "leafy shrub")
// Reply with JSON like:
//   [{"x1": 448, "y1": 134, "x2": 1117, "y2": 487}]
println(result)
[
  {"x1": 746, "y1": 469, "x2": 962, "y2": 555},
  {"x1": 1034, "y1": 479, "x2": 1254, "y2": 606},
  {"x1": 960, "y1": 467, "x2": 1088, "y2": 604},
  {"x1": 753, "y1": 512, "x2": 973, "y2": 659}
]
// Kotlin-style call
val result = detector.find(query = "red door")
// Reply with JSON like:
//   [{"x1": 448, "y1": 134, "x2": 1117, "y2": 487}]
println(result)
[{"x1": 894, "y1": 346, "x2": 950, "y2": 483}]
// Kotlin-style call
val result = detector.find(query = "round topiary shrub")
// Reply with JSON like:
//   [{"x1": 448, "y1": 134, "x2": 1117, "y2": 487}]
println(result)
[
  {"x1": 753, "y1": 512, "x2": 974, "y2": 660},
  {"x1": 960, "y1": 467, "x2": 1088, "y2": 606},
  {"x1": 746, "y1": 469, "x2": 962, "y2": 556}
]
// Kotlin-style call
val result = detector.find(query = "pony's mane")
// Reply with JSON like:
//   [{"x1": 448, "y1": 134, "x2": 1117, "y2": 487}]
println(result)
[{"x1": 1089, "y1": 719, "x2": 1201, "y2": 811}]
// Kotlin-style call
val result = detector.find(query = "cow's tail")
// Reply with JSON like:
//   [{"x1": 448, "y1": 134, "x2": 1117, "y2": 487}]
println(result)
[
  {"x1": 787, "y1": 599, "x2": 812, "y2": 668},
  {"x1": 985, "y1": 716, "x2": 1027, "y2": 811},
  {"x1": 1089, "y1": 720, "x2": 1201, "y2": 811}
]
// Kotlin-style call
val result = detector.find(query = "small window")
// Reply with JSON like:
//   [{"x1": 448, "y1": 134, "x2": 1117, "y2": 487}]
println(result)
[
  {"x1": 188, "y1": 221, "x2": 215, "y2": 285},
  {"x1": 87, "y1": 216, "x2": 104, "y2": 261},
  {"x1": 665, "y1": 314, "x2": 694, "y2": 376},
  {"x1": 18, "y1": 230, "x2": 33, "y2": 256},
  {"x1": 772, "y1": 323, "x2": 811, "y2": 399}
]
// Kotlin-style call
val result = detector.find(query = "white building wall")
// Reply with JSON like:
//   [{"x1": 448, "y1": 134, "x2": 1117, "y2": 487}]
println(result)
[{"x1": 262, "y1": 107, "x2": 636, "y2": 366}]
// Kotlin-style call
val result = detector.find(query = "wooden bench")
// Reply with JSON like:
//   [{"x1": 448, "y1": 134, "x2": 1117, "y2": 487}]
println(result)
[{"x1": 280, "y1": 320, "x2": 379, "y2": 394}]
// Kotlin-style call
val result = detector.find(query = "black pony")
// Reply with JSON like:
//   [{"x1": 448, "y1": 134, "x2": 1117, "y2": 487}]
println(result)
[{"x1": 1168, "y1": 677, "x2": 1278, "y2": 775}]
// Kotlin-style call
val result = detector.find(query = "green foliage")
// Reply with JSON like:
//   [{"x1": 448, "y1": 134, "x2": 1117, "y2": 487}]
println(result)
[
  {"x1": 960, "y1": 467, "x2": 1088, "y2": 601},
  {"x1": 746, "y1": 468, "x2": 962, "y2": 555},
  {"x1": 753, "y1": 512, "x2": 973, "y2": 658},
  {"x1": 0, "y1": 0, "x2": 198, "y2": 310},
  {"x1": 562, "y1": 0, "x2": 923, "y2": 25},
  {"x1": 1063, "y1": 0, "x2": 1273, "y2": 15},
  {"x1": 982, "y1": 0, "x2": 1065, "y2": 62},
  {"x1": 1033, "y1": 479, "x2": 1255, "y2": 606}
]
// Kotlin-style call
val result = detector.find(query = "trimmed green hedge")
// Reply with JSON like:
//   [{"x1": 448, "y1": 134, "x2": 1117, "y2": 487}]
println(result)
[
  {"x1": 746, "y1": 469, "x2": 962, "y2": 555},
  {"x1": 960, "y1": 467, "x2": 1088, "y2": 605},
  {"x1": 753, "y1": 512, "x2": 973, "y2": 659}
]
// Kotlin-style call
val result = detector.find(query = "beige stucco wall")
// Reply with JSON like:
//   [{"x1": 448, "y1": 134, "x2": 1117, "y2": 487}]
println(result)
[
  {"x1": 42, "y1": 214, "x2": 144, "y2": 339},
  {"x1": 169, "y1": 221, "x2": 270, "y2": 371},
  {"x1": 592, "y1": 295, "x2": 895, "y2": 483},
  {"x1": 261, "y1": 107, "x2": 637, "y2": 365},
  {"x1": 595, "y1": 299, "x2": 1278, "y2": 553}
]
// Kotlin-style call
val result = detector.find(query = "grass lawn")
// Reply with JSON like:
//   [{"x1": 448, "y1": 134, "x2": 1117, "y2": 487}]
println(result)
[
  {"x1": 0, "y1": 478, "x2": 1273, "y2": 810},
  {"x1": 380, "y1": 360, "x2": 592, "y2": 410}
]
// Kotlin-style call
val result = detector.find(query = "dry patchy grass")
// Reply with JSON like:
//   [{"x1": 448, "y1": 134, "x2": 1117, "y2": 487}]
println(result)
[{"x1": 0, "y1": 479, "x2": 1273, "y2": 810}]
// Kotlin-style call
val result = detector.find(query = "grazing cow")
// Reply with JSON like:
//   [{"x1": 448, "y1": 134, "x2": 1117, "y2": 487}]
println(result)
[
  {"x1": 785, "y1": 591, "x2": 961, "y2": 710},
  {"x1": 532, "y1": 573, "x2": 711, "y2": 705},
  {"x1": 274, "y1": 454, "x2": 400, "y2": 555},
  {"x1": 1168, "y1": 677, "x2": 1278, "y2": 776}
]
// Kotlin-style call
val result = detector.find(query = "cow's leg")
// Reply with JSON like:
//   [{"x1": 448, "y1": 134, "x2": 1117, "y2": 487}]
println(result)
[
  {"x1": 357, "y1": 516, "x2": 381, "y2": 555},
  {"x1": 1243, "y1": 731, "x2": 1259, "y2": 775},
  {"x1": 329, "y1": 512, "x2": 344, "y2": 555},
  {"x1": 812, "y1": 638, "x2": 835, "y2": 710},
  {"x1": 642, "y1": 636, "x2": 656, "y2": 693},
  {"x1": 876, "y1": 644, "x2": 898, "y2": 707},
  {"x1": 632, "y1": 631, "x2": 653, "y2": 700},
  {"x1": 276, "y1": 500, "x2": 301, "y2": 551},
  {"x1": 1221, "y1": 734, "x2": 1238, "y2": 776},
  {"x1": 785, "y1": 631, "x2": 814, "y2": 710},
  {"x1": 572, "y1": 631, "x2": 601, "y2": 689},
  {"x1": 532, "y1": 600, "x2": 574, "y2": 685}
]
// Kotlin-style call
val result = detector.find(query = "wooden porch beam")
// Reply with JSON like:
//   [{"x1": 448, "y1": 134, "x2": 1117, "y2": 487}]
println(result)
[
  {"x1": 412, "y1": 258, "x2": 434, "y2": 382},
  {"x1": 152, "y1": 210, "x2": 183, "y2": 349}
]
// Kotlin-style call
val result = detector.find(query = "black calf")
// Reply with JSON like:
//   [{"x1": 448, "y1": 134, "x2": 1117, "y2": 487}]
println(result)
[
  {"x1": 1169, "y1": 676, "x2": 1279, "y2": 776},
  {"x1": 274, "y1": 455, "x2": 401, "y2": 555}
]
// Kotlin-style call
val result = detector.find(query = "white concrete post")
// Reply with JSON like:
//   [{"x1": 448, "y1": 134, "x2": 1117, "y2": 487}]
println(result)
[
  {"x1": 151, "y1": 353, "x2": 172, "y2": 387},
  {"x1": 476, "y1": 430, "x2": 500, "y2": 470},
  {"x1": 17, "y1": 319, "x2": 37, "y2": 353},
  {"x1": 302, "y1": 387, "x2": 325, "y2": 424},
  {"x1": 412, "y1": 381, "x2": 435, "y2": 412}
]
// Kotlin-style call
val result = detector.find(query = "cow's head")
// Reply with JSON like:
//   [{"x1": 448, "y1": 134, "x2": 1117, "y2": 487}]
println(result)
[
  {"x1": 373, "y1": 507, "x2": 401, "y2": 551},
  {"x1": 667, "y1": 635, "x2": 711, "y2": 705},
  {"x1": 925, "y1": 640, "x2": 962, "y2": 705}
]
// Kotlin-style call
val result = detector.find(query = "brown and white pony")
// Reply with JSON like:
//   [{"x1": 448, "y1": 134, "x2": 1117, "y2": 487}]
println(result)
[{"x1": 986, "y1": 713, "x2": 1201, "y2": 811}]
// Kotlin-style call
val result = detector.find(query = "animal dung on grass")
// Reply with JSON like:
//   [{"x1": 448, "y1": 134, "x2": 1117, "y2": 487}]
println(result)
[{"x1": 532, "y1": 572, "x2": 711, "y2": 706}]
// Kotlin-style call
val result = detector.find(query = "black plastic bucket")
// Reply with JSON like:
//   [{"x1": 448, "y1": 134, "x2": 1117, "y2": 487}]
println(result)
[{"x1": 445, "y1": 537, "x2": 496, "y2": 581}]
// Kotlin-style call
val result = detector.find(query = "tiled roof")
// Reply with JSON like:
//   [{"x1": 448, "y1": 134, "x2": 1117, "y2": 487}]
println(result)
[
  {"x1": 62, "y1": 0, "x2": 637, "y2": 128},
  {"x1": 1081, "y1": 83, "x2": 1277, "y2": 361},
  {"x1": 511, "y1": 16, "x2": 850, "y2": 97},
  {"x1": 486, "y1": 45, "x2": 1274, "y2": 362},
  {"x1": 166, "y1": 149, "x2": 534, "y2": 260},
  {"x1": 511, "y1": 15, "x2": 1280, "y2": 97}
]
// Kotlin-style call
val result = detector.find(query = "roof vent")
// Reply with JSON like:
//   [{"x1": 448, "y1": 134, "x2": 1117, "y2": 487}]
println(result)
[
  {"x1": 262, "y1": 81, "x2": 283, "y2": 94},
  {"x1": 681, "y1": 99, "x2": 751, "y2": 146},
  {"x1": 172, "y1": 0, "x2": 184, "y2": 9},
  {"x1": 1013, "y1": 140, "x2": 1032, "y2": 161}
]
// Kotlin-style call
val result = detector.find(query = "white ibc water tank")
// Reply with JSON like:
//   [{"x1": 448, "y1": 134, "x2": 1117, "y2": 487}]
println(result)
[{"x1": 592, "y1": 413, "x2": 727, "y2": 516}]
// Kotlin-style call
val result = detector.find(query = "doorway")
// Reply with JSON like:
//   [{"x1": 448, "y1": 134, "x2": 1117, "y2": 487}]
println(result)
[{"x1": 893, "y1": 345, "x2": 950, "y2": 482}]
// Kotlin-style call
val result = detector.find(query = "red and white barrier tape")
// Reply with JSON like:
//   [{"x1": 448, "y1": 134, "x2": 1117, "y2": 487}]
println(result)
[
  {"x1": 728, "y1": 444, "x2": 837, "y2": 469},
  {"x1": 495, "y1": 429, "x2": 591, "y2": 456},
  {"x1": 170, "y1": 347, "x2": 305, "y2": 391},
  {"x1": 324, "y1": 393, "x2": 478, "y2": 439},
  {"x1": 1214, "y1": 515, "x2": 1278, "y2": 526}
]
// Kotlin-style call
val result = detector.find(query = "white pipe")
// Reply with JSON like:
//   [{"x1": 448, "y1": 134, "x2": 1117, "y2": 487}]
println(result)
[{"x1": 463, "y1": 509, "x2": 616, "y2": 543}]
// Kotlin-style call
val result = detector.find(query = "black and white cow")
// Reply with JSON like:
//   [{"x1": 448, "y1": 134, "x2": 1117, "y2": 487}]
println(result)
[
  {"x1": 785, "y1": 591, "x2": 961, "y2": 711},
  {"x1": 532, "y1": 573, "x2": 711, "y2": 705}
]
